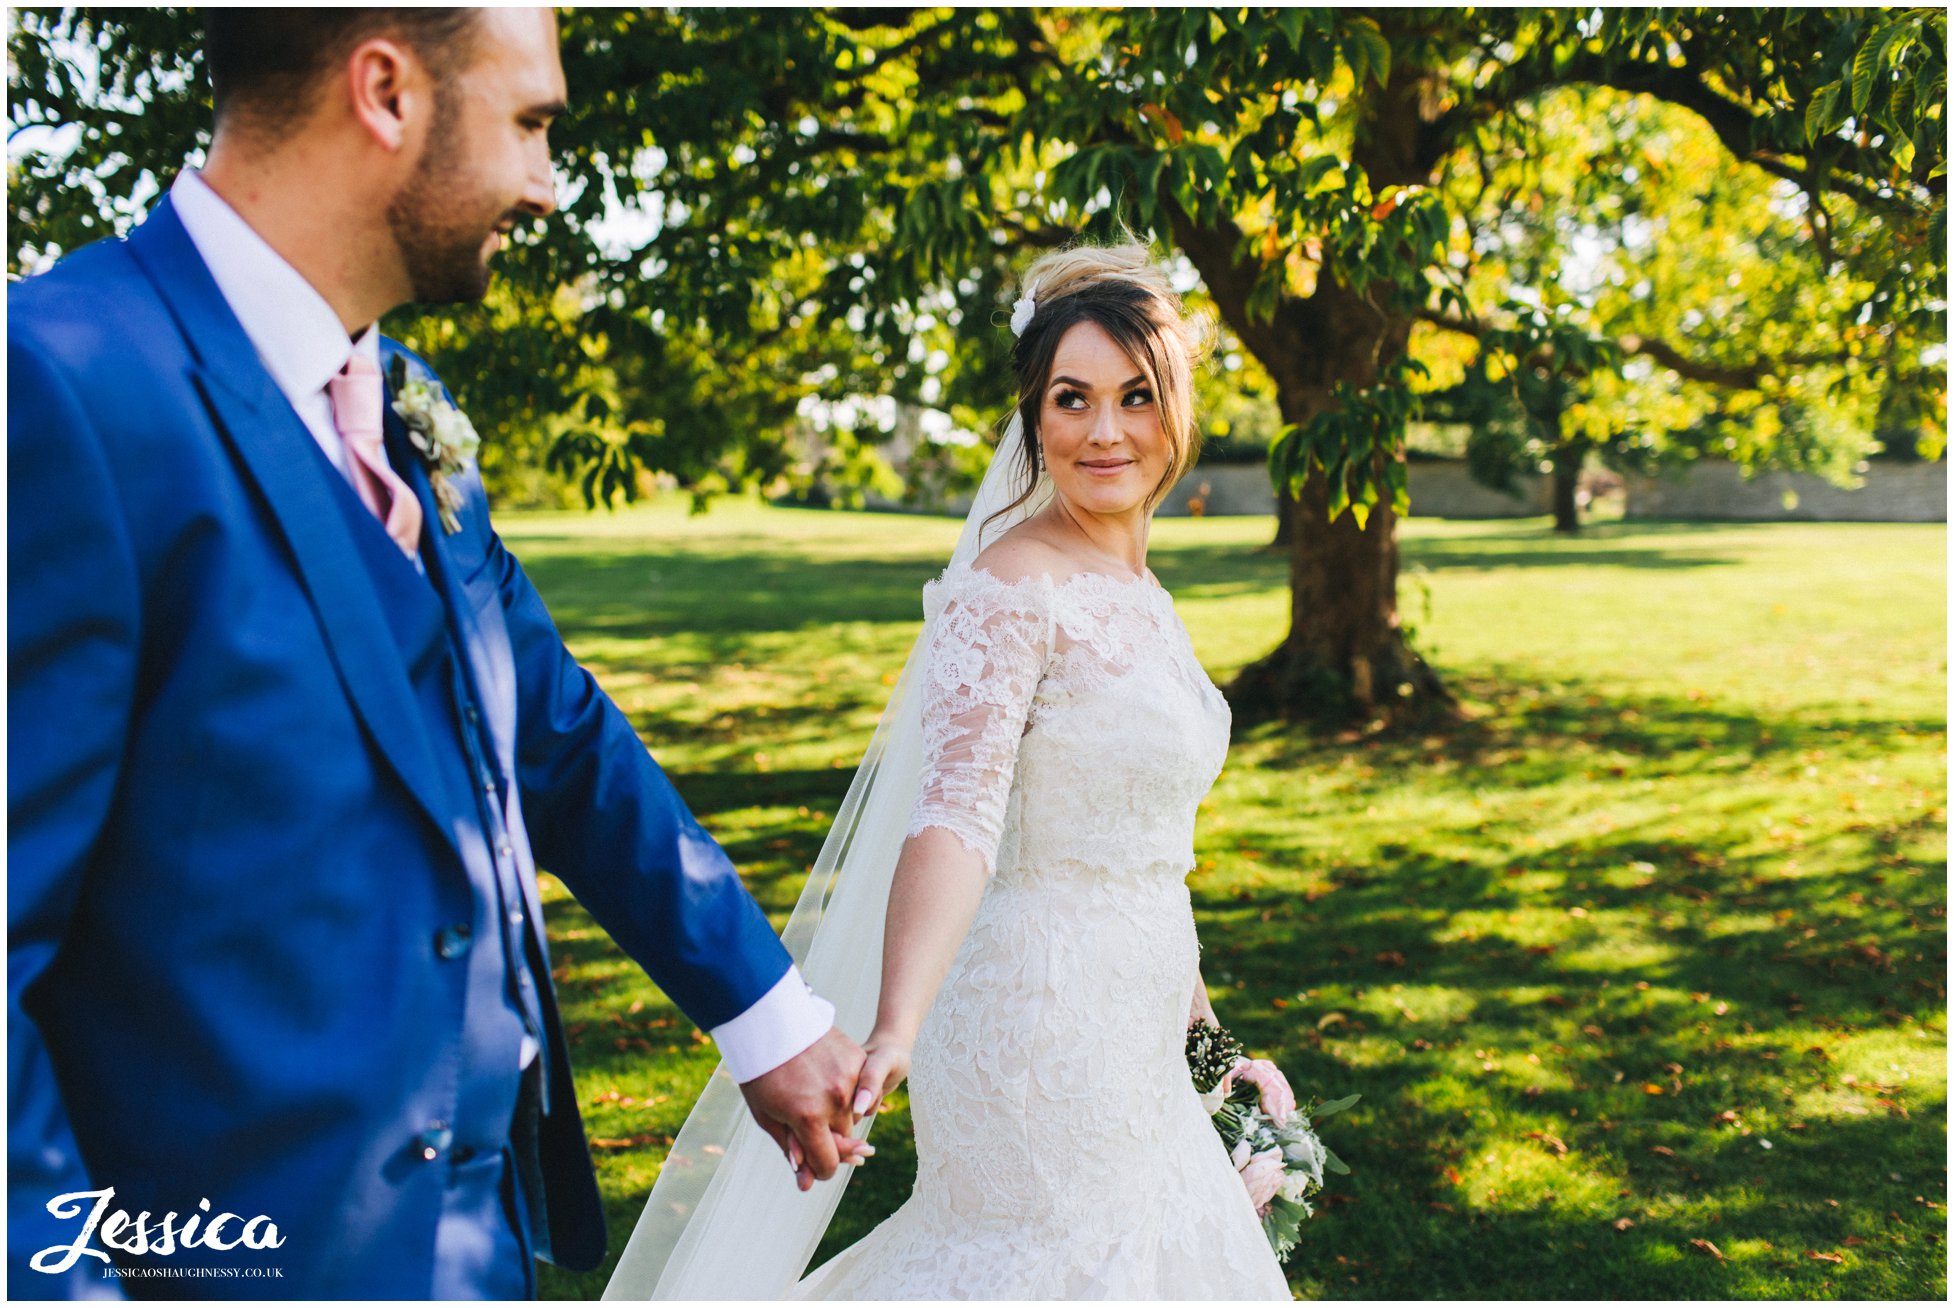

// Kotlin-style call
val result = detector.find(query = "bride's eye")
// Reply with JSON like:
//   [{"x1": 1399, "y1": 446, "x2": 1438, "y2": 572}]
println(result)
[
  {"x1": 1053, "y1": 389, "x2": 1087, "y2": 410},
  {"x1": 1122, "y1": 388, "x2": 1155, "y2": 407}
]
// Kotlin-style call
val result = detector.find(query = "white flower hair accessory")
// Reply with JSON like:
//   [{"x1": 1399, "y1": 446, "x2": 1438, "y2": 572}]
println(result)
[{"x1": 1009, "y1": 281, "x2": 1039, "y2": 338}]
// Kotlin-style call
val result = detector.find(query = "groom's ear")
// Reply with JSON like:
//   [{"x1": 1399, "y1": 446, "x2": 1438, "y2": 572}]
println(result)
[{"x1": 343, "y1": 38, "x2": 428, "y2": 155}]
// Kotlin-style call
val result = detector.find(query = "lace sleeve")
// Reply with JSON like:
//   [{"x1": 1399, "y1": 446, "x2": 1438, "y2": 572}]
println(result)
[{"x1": 904, "y1": 567, "x2": 1055, "y2": 874}]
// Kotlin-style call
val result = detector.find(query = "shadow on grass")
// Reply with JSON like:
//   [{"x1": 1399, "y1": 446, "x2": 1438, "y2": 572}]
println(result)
[
  {"x1": 1149, "y1": 522, "x2": 1746, "y2": 599},
  {"x1": 1236, "y1": 674, "x2": 1942, "y2": 770},
  {"x1": 520, "y1": 518, "x2": 1758, "y2": 648},
  {"x1": 518, "y1": 551, "x2": 943, "y2": 639}
]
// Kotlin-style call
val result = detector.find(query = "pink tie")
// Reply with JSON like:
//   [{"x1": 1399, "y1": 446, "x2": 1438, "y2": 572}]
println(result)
[{"x1": 327, "y1": 353, "x2": 422, "y2": 556}]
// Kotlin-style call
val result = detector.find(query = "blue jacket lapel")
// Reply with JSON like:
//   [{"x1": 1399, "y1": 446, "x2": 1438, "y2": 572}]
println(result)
[
  {"x1": 381, "y1": 400, "x2": 519, "y2": 787},
  {"x1": 124, "y1": 196, "x2": 459, "y2": 852}
]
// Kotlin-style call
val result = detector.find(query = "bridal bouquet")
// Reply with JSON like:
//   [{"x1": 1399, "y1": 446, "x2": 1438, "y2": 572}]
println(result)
[{"x1": 1186, "y1": 1019, "x2": 1358, "y2": 1264}]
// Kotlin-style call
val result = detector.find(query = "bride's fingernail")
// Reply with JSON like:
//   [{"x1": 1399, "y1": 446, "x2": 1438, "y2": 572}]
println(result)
[
  {"x1": 856, "y1": 1144, "x2": 876, "y2": 1156},
  {"x1": 852, "y1": 1089, "x2": 873, "y2": 1114}
]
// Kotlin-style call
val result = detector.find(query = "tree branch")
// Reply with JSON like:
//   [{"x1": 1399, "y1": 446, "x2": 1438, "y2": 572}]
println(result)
[
  {"x1": 1415, "y1": 307, "x2": 1850, "y2": 390},
  {"x1": 991, "y1": 212, "x2": 1077, "y2": 249},
  {"x1": 1514, "y1": 52, "x2": 1929, "y2": 218}
]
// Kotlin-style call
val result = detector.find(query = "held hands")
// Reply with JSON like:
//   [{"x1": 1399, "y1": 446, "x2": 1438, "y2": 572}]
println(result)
[
  {"x1": 738, "y1": 1026, "x2": 877, "y2": 1192},
  {"x1": 848, "y1": 1029, "x2": 913, "y2": 1127}
]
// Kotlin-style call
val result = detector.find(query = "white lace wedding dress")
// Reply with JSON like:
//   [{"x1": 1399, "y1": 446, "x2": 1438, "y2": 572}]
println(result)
[{"x1": 789, "y1": 561, "x2": 1292, "y2": 1300}]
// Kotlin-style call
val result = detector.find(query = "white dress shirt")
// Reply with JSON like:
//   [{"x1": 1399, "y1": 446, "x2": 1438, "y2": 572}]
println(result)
[{"x1": 168, "y1": 170, "x2": 834, "y2": 1084}]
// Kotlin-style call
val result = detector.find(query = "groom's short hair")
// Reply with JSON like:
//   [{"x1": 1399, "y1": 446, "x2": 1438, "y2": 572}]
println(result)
[{"x1": 205, "y1": 8, "x2": 482, "y2": 141}]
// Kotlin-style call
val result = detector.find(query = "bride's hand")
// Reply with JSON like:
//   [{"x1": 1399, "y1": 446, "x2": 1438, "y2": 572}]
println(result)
[{"x1": 850, "y1": 1031, "x2": 912, "y2": 1125}]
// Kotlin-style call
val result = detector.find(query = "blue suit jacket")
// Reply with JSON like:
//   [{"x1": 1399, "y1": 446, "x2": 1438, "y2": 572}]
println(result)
[{"x1": 7, "y1": 196, "x2": 795, "y2": 1296}]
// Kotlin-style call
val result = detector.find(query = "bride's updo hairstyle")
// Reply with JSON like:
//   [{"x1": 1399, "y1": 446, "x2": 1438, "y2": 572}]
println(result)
[{"x1": 988, "y1": 242, "x2": 1209, "y2": 533}]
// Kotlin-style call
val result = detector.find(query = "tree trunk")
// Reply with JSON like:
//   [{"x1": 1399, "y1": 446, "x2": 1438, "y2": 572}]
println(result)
[
  {"x1": 1550, "y1": 442, "x2": 1584, "y2": 534},
  {"x1": 1165, "y1": 42, "x2": 1459, "y2": 730},
  {"x1": 1269, "y1": 490, "x2": 1298, "y2": 549},
  {"x1": 1228, "y1": 392, "x2": 1457, "y2": 729}
]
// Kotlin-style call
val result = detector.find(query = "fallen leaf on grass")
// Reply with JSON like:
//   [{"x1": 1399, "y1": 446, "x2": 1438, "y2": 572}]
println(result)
[
  {"x1": 588, "y1": 1133, "x2": 670, "y2": 1150},
  {"x1": 1689, "y1": 1238, "x2": 1725, "y2": 1260},
  {"x1": 1876, "y1": 1097, "x2": 1909, "y2": 1119},
  {"x1": 1805, "y1": 1251, "x2": 1845, "y2": 1264},
  {"x1": 1524, "y1": 1130, "x2": 1569, "y2": 1156},
  {"x1": 1650, "y1": 1145, "x2": 1676, "y2": 1157},
  {"x1": 1843, "y1": 1236, "x2": 1866, "y2": 1246},
  {"x1": 1612, "y1": 1217, "x2": 1634, "y2": 1231}
]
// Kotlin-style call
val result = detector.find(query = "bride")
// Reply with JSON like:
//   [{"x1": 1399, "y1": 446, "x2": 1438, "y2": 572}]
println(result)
[{"x1": 604, "y1": 243, "x2": 1293, "y2": 1300}]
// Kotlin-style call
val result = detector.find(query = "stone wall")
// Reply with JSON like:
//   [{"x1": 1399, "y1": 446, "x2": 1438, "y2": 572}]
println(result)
[
  {"x1": 875, "y1": 457, "x2": 1947, "y2": 523},
  {"x1": 1622, "y1": 460, "x2": 1946, "y2": 522}
]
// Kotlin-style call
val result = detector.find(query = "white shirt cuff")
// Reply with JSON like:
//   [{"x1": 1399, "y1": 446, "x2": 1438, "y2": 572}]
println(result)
[{"x1": 708, "y1": 965, "x2": 836, "y2": 1084}]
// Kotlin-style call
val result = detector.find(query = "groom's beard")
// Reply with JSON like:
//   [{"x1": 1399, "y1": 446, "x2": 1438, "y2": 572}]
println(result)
[{"x1": 385, "y1": 87, "x2": 511, "y2": 305}]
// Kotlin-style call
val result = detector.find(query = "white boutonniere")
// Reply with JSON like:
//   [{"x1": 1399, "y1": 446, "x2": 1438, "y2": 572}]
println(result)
[{"x1": 387, "y1": 354, "x2": 481, "y2": 534}]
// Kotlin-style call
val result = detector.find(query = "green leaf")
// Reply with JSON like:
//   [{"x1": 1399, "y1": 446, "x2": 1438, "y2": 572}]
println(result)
[
  {"x1": 1324, "y1": 450, "x2": 1351, "y2": 518},
  {"x1": 1912, "y1": 55, "x2": 1942, "y2": 123},
  {"x1": 1296, "y1": 155, "x2": 1342, "y2": 194},
  {"x1": 1805, "y1": 82, "x2": 1843, "y2": 145},
  {"x1": 1272, "y1": 7, "x2": 1307, "y2": 52},
  {"x1": 1350, "y1": 17, "x2": 1391, "y2": 88},
  {"x1": 1852, "y1": 22, "x2": 1905, "y2": 115},
  {"x1": 1266, "y1": 423, "x2": 1302, "y2": 495},
  {"x1": 1311, "y1": 1093, "x2": 1362, "y2": 1117}
]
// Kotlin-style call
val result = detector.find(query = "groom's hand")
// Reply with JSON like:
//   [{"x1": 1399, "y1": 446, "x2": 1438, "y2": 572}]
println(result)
[{"x1": 738, "y1": 1025, "x2": 873, "y2": 1191}]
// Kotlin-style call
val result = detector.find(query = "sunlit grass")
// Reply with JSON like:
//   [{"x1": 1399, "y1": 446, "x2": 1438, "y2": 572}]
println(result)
[{"x1": 515, "y1": 496, "x2": 1945, "y2": 1300}]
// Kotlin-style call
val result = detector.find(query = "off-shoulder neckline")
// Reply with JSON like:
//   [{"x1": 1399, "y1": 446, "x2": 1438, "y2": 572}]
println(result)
[{"x1": 935, "y1": 557, "x2": 1168, "y2": 596}]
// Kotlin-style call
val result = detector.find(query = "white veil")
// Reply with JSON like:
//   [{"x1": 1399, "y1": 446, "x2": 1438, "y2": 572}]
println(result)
[{"x1": 602, "y1": 413, "x2": 1050, "y2": 1301}]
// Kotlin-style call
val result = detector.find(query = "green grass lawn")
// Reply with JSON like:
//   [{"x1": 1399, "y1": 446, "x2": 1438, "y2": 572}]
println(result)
[{"x1": 512, "y1": 498, "x2": 1946, "y2": 1300}]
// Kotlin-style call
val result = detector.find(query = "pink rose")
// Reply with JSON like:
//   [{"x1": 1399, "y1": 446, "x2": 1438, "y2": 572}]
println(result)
[
  {"x1": 1238, "y1": 1146, "x2": 1287, "y2": 1217},
  {"x1": 1233, "y1": 1058, "x2": 1297, "y2": 1126}
]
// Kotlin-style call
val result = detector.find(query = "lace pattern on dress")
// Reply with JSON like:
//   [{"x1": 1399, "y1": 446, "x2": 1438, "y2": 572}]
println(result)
[{"x1": 906, "y1": 567, "x2": 1054, "y2": 873}]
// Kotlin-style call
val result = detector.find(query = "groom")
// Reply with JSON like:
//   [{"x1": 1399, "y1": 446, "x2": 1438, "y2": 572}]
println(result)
[{"x1": 9, "y1": 8, "x2": 866, "y2": 1298}]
